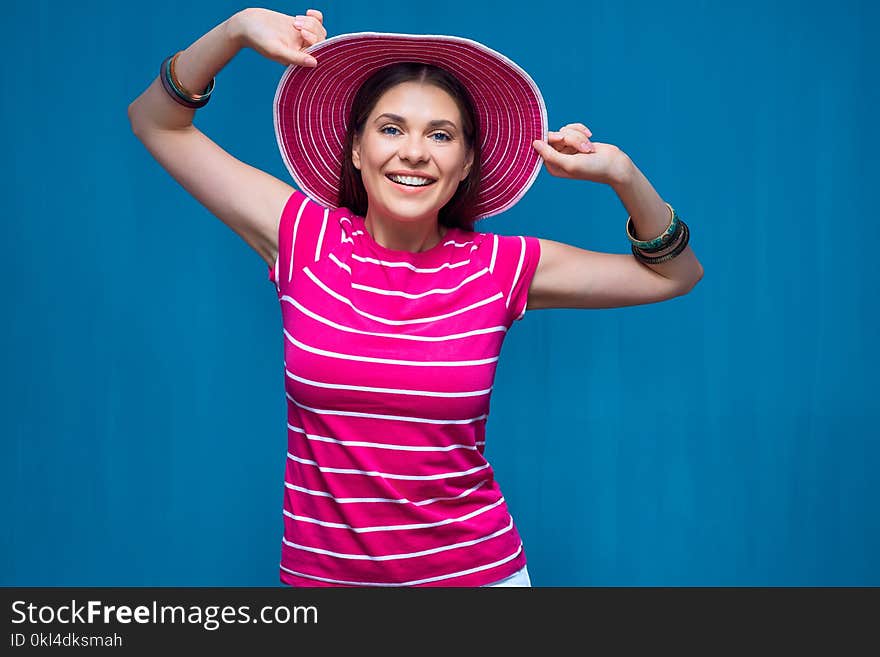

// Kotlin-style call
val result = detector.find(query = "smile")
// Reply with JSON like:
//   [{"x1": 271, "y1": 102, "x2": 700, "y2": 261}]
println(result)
[{"x1": 385, "y1": 173, "x2": 436, "y2": 188}]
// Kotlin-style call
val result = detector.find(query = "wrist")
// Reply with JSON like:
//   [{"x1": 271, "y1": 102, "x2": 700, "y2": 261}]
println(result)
[
  {"x1": 225, "y1": 9, "x2": 249, "y2": 48},
  {"x1": 608, "y1": 152, "x2": 635, "y2": 188}
]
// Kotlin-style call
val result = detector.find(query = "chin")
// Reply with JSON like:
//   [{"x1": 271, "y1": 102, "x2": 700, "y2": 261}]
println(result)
[{"x1": 374, "y1": 198, "x2": 448, "y2": 223}]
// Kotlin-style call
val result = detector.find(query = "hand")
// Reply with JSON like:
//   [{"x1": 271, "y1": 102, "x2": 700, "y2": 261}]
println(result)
[
  {"x1": 532, "y1": 123, "x2": 630, "y2": 186},
  {"x1": 230, "y1": 7, "x2": 327, "y2": 68}
]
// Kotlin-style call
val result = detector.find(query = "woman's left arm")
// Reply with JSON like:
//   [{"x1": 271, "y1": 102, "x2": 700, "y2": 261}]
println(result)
[{"x1": 527, "y1": 124, "x2": 704, "y2": 310}]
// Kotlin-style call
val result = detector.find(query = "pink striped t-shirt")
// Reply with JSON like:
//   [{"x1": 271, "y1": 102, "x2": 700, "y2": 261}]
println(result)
[{"x1": 267, "y1": 190, "x2": 541, "y2": 587}]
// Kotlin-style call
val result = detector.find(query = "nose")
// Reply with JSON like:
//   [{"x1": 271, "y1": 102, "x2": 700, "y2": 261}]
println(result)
[{"x1": 398, "y1": 133, "x2": 429, "y2": 164}]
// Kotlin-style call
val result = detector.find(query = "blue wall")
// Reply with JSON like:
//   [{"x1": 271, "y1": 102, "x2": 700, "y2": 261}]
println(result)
[{"x1": 3, "y1": 0, "x2": 877, "y2": 585}]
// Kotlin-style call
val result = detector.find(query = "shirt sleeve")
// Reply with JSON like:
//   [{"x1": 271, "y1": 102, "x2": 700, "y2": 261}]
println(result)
[
  {"x1": 268, "y1": 189, "x2": 333, "y2": 294},
  {"x1": 485, "y1": 232, "x2": 542, "y2": 326}
]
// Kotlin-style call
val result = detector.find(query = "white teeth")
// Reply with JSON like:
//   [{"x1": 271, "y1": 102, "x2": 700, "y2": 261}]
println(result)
[{"x1": 388, "y1": 174, "x2": 434, "y2": 187}]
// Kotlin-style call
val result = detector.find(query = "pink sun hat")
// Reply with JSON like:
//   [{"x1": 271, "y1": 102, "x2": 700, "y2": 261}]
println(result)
[{"x1": 273, "y1": 32, "x2": 548, "y2": 221}]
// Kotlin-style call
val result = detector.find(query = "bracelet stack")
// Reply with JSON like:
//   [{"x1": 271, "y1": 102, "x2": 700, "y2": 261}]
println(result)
[
  {"x1": 159, "y1": 51, "x2": 215, "y2": 109},
  {"x1": 627, "y1": 202, "x2": 691, "y2": 265}
]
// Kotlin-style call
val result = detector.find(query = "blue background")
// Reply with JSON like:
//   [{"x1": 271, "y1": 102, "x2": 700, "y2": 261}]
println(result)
[{"x1": 3, "y1": 0, "x2": 878, "y2": 585}]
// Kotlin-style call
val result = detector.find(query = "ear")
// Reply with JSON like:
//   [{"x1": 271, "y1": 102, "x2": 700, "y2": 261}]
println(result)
[
  {"x1": 352, "y1": 135, "x2": 361, "y2": 171},
  {"x1": 461, "y1": 149, "x2": 474, "y2": 182}
]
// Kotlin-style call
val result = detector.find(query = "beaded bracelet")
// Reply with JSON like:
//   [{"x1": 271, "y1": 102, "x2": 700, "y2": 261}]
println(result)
[
  {"x1": 634, "y1": 217, "x2": 684, "y2": 256},
  {"x1": 159, "y1": 52, "x2": 214, "y2": 109},
  {"x1": 626, "y1": 202, "x2": 679, "y2": 251},
  {"x1": 631, "y1": 220, "x2": 690, "y2": 264}
]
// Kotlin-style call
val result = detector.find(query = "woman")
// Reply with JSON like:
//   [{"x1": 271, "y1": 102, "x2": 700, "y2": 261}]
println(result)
[{"x1": 128, "y1": 7, "x2": 703, "y2": 587}]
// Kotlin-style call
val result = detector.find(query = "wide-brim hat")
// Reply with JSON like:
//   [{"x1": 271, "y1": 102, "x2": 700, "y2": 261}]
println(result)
[{"x1": 273, "y1": 32, "x2": 548, "y2": 220}]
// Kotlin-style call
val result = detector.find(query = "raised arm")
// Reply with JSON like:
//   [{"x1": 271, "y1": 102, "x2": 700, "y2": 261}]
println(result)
[
  {"x1": 528, "y1": 124, "x2": 704, "y2": 310},
  {"x1": 127, "y1": 8, "x2": 326, "y2": 268}
]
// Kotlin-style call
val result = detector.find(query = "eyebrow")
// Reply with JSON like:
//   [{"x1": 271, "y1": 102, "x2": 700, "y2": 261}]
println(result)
[{"x1": 373, "y1": 113, "x2": 458, "y2": 130}]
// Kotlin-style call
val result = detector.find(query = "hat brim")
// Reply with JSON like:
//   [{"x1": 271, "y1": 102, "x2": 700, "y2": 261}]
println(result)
[{"x1": 273, "y1": 32, "x2": 548, "y2": 221}]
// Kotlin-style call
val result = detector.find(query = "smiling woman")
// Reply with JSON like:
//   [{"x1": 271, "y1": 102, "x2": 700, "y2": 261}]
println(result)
[
  {"x1": 337, "y1": 62, "x2": 481, "y2": 253},
  {"x1": 267, "y1": 46, "x2": 544, "y2": 587},
  {"x1": 128, "y1": 6, "x2": 702, "y2": 589},
  {"x1": 347, "y1": 75, "x2": 476, "y2": 253}
]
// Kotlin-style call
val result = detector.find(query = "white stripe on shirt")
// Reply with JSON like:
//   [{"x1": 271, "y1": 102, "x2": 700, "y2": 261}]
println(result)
[
  {"x1": 349, "y1": 268, "x2": 490, "y2": 299},
  {"x1": 284, "y1": 370, "x2": 492, "y2": 398},
  {"x1": 287, "y1": 423, "x2": 480, "y2": 452},
  {"x1": 314, "y1": 207, "x2": 328, "y2": 262},
  {"x1": 350, "y1": 252, "x2": 473, "y2": 272},
  {"x1": 329, "y1": 252, "x2": 350, "y2": 273},
  {"x1": 279, "y1": 542, "x2": 523, "y2": 586},
  {"x1": 283, "y1": 497, "x2": 504, "y2": 533},
  {"x1": 506, "y1": 236, "x2": 526, "y2": 310},
  {"x1": 282, "y1": 518, "x2": 513, "y2": 560},
  {"x1": 280, "y1": 295, "x2": 508, "y2": 341},
  {"x1": 284, "y1": 479, "x2": 489, "y2": 506},
  {"x1": 287, "y1": 196, "x2": 310, "y2": 283},
  {"x1": 287, "y1": 451, "x2": 490, "y2": 481},
  {"x1": 489, "y1": 233, "x2": 499, "y2": 274},
  {"x1": 303, "y1": 267, "x2": 504, "y2": 325},
  {"x1": 287, "y1": 394, "x2": 488, "y2": 425},
  {"x1": 283, "y1": 330, "x2": 499, "y2": 367}
]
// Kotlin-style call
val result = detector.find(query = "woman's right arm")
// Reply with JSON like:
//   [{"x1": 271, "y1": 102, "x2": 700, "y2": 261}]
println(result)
[{"x1": 127, "y1": 8, "x2": 326, "y2": 269}]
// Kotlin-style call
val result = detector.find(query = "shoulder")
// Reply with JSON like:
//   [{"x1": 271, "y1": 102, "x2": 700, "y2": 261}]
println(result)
[
  {"x1": 269, "y1": 190, "x2": 356, "y2": 288},
  {"x1": 472, "y1": 231, "x2": 541, "y2": 275},
  {"x1": 278, "y1": 190, "x2": 359, "y2": 244},
  {"x1": 470, "y1": 229, "x2": 542, "y2": 323}
]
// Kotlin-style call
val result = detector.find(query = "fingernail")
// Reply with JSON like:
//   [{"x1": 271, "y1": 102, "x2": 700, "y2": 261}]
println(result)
[{"x1": 579, "y1": 142, "x2": 592, "y2": 152}]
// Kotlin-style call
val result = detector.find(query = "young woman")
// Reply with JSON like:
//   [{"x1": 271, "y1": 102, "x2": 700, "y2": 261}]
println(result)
[{"x1": 128, "y1": 7, "x2": 703, "y2": 587}]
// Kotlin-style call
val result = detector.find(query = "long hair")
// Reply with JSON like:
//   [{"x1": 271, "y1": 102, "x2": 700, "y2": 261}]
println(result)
[{"x1": 337, "y1": 63, "x2": 482, "y2": 232}]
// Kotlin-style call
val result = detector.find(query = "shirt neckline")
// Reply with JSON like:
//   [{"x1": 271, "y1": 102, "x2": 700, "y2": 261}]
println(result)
[{"x1": 354, "y1": 215, "x2": 456, "y2": 261}]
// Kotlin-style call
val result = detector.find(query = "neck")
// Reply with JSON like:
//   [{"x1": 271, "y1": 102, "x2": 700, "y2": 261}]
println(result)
[{"x1": 363, "y1": 210, "x2": 447, "y2": 253}]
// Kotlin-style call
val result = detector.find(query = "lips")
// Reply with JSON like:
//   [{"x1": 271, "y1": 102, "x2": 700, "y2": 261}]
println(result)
[
  {"x1": 385, "y1": 175, "x2": 436, "y2": 192},
  {"x1": 385, "y1": 172, "x2": 437, "y2": 187}
]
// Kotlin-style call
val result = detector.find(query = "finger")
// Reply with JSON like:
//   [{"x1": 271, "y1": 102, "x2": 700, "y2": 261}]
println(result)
[
  {"x1": 560, "y1": 126, "x2": 594, "y2": 153},
  {"x1": 299, "y1": 27, "x2": 320, "y2": 45},
  {"x1": 552, "y1": 129, "x2": 592, "y2": 154},
  {"x1": 305, "y1": 8, "x2": 324, "y2": 23},
  {"x1": 294, "y1": 15, "x2": 324, "y2": 35},
  {"x1": 547, "y1": 134, "x2": 577, "y2": 155},
  {"x1": 533, "y1": 139, "x2": 565, "y2": 165},
  {"x1": 290, "y1": 50, "x2": 318, "y2": 67},
  {"x1": 553, "y1": 126, "x2": 588, "y2": 141},
  {"x1": 563, "y1": 122, "x2": 592, "y2": 138},
  {"x1": 548, "y1": 130, "x2": 580, "y2": 145},
  {"x1": 533, "y1": 140, "x2": 580, "y2": 178},
  {"x1": 305, "y1": 16, "x2": 325, "y2": 34}
]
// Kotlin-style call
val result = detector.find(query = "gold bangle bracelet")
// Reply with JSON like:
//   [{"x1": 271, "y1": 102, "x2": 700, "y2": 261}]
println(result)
[
  {"x1": 625, "y1": 202, "x2": 679, "y2": 251},
  {"x1": 169, "y1": 51, "x2": 214, "y2": 101}
]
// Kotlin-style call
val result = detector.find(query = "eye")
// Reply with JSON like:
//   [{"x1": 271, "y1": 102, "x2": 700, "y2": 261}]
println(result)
[
  {"x1": 431, "y1": 132, "x2": 452, "y2": 142},
  {"x1": 380, "y1": 125, "x2": 401, "y2": 136}
]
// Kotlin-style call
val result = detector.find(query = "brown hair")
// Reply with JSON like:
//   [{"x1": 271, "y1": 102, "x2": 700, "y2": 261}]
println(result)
[{"x1": 337, "y1": 62, "x2": 482, "y2": 232}]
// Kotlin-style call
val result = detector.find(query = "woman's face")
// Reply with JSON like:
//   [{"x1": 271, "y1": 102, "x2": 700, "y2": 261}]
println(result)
[{"x1": 352, "y1": 81, "x2": 474, "y2": 226}]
